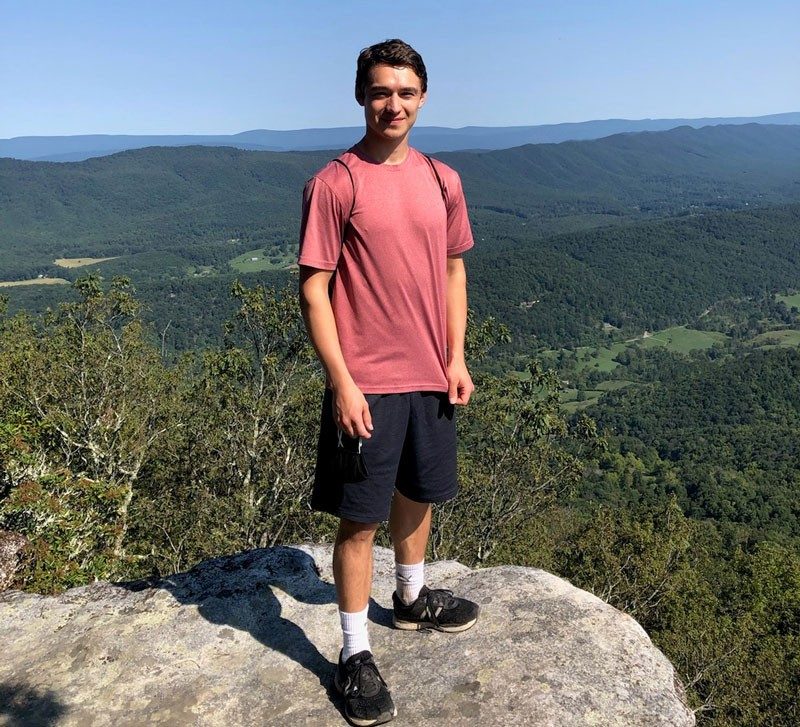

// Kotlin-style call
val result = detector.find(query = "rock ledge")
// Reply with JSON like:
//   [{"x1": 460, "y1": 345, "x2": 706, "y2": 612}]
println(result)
[{"x1": 0, "y1": 545, "x2": 695, "y2": 726}]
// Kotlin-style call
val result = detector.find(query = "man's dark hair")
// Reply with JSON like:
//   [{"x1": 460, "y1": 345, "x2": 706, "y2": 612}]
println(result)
[{"x1": 355, "y1": 39, "x2": 427, "y2": 104}]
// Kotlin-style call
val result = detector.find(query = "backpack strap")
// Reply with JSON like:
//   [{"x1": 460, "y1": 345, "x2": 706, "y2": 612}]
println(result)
[
  {"x1": 329, "y1": 157, "x2": 355, "y2": 281},
  {"x1": 331, "y1": 158, "x2": 356, "y2": 220},
  {"x1": 422, "y1": 153, "x2": 448, "y2": 204}
]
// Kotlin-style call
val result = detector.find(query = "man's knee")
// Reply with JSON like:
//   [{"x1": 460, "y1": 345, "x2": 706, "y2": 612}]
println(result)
[{"x1": 336, "y1": 518, "x2": 380, "y2": 546}]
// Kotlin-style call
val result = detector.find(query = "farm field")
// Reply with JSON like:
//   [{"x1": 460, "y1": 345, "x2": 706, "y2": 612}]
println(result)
[
  {"x1": 0, "y1": 277, "x2": 69, "y2": 287},
  {"x1": 561, "y1": 389, "x2": 600, "y2": 412},
  {"x1": 54, "y1": 257, "x2": 119, "y2": 268},
  {"x1": 554, "y1": 318, "x2": 800, "y2": 412},
  {"x1": 550, "y1": 326, "x2": 730, "y2": 411},
  {"x1": 638, "y1": 326, "x2": 728, "y2": 354},
  {"x1": 229, "y1": 249, "x2": 293, "y2": 273},
  {"x1": 750, "y1": 328, "x2": 800, "y2": 347},
  {"x1": 776, "y1": 291, "x2": 800, "y2": 309},
  {"x1": 560, "y1": 380, "x2": 636, "y2": 412},
  {"x1": 550, "y1": 325, "x2": 730, "y2": 374}
]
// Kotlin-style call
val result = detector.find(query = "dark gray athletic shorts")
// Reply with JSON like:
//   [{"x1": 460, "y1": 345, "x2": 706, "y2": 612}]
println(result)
[{"x1": 311, "y1": 388, "x2": 458, "y2": 523}]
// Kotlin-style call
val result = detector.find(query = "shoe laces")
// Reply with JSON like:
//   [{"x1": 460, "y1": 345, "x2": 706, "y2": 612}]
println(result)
[
  {"x1": 344, "y1": 654, "x2": 386, "y2": 698},
  {"x1": 425, "y1": 587, "x2": 458, "y2": 611}
]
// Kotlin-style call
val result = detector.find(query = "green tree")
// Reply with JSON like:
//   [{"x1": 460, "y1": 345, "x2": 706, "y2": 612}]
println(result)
[
  {"x1": 131, "y1": 279, "x2": 325, "y2": 574},
  {"x1": 432, "y1": 358, "x2": 597, "y2": 564},
  {"x1": 0, "y1": 276, "x2": 179, "y2": 588}
]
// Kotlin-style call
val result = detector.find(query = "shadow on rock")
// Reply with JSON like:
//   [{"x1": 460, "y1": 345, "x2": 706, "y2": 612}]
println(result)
[
  {"x1": 116, "y1": 545, "x2": 387, "y2": 719},
  {"x1": 0, "y1": 682, "x2": 69, "y2": 727}
]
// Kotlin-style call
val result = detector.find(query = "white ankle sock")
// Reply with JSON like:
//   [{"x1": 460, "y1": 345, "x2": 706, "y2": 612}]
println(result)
[
  {"x1": 395, "y1": 560, "x2": 425, "y2": 605},
  {"x1": 340, "y1": 605, "x2": 370, "y2": 662}
]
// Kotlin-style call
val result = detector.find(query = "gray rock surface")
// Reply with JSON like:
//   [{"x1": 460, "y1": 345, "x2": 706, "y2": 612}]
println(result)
[{"x1": 0, "y1": 545, "x2": 694, "y2": 726}]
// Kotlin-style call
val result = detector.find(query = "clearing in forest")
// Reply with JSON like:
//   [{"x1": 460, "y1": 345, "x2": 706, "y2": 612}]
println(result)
[
  {"x1": 776, "y1": 291, "x2": 800, "y2": 309},
  {"x1": 54, "y1": 257, "x2": 119, "y2": 268},
  {"x1": 229, "y1": 249, "x2": 293, "y2": 273},
  {"x1": 750, "y1": 329, "x2": 800, "y2": 347},
  {"x1": 0, "y1": 277, "x2": 70, "y2": 287}
]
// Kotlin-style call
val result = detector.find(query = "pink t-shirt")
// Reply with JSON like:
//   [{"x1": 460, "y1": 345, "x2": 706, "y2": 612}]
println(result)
[{"x1": 298, "y1": 145, "x2": 474, "y2": 394}]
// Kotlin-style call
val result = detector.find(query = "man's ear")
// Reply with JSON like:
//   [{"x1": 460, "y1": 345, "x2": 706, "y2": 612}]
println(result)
[{"x1": 419, "y1": 91, "x2": 427, "y2": 107}]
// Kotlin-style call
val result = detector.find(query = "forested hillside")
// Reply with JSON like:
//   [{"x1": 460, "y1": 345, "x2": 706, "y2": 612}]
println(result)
[
  {"x1": 469, "y1": 202, "x2": 800, "y2": 349},
  {"x1": 2, "y1": 123, "x2": 800, "y2": 725},
  {"x1": 2, "y1": 123, "x2": 799, "y2": 284},
  {"x1": 2, "y1": 124, "x2": 800, "y2": 355},
  {"x1": 583, "y1": 346, "x2": 800, "y2": 537}
]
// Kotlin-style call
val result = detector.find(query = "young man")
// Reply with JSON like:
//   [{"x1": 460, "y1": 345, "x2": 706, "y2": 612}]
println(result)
[{"x1": 298, "y1": 39, "x2": 478, "y2": 726}]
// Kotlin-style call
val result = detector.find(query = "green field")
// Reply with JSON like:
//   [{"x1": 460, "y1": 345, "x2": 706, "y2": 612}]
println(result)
[
  {"x1": 573, "y1": 344, "x2": 623, "y2": 373},
  {"x1": 561, "y1": 390, "x2": 603, "y2": 413},
  {"x1": 553, "y1": 318, "x2": 800, "y2": 412},
  {"x1": 559, "y1": 325, "x2": 729, "y2": 374},
  {"x1": 639, "y1": 326, "x2": 728, "y2": 354},
  {"x1": 547, "y1": 325, "x2": 730, "y2": 411},
  {"x1": 751, "y1": 328, "x2": 800, "y2": 347},
  {"x1": 776, "y1": 291, "x2": 800, "y2": 309},
  {"x1": 594, "y1": 379, "x2": 635, "y2": 391},
  {"x1": 229, "y1": 249, "x2": 293, "y2": 273},
  {"x1": 560, "y1": 379, "x2": 635, "y2": 412}
]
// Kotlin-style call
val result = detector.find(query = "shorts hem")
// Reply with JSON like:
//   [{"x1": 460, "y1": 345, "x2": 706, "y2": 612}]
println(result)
[
  {"x1": 311, "y1": 502, "x2": 388, "y2": 524},
  {"x1": 394, "y1": 484, "x2": 459, "y2": 505}
]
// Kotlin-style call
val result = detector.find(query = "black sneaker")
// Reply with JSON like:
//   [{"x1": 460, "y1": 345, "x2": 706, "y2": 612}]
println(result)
[
  {"x1": 334, "y1": 650, "x2": 397, "y2": 727},
  {"x1": 392, "y1": 585, "x2": 480, "y2": 633}
]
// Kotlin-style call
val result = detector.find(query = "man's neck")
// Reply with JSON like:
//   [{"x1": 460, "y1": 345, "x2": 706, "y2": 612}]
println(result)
[{"x1": 357, "y1": 133, "x2": 411, "y2": 165}]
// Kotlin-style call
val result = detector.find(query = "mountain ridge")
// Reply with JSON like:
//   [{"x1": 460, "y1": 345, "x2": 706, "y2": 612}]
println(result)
[{"x1": 3, "y1": 111, "x2": 798, "y2": 161}]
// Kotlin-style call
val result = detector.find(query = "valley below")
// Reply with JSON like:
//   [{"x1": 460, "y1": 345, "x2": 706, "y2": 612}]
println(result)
[{"x1": 1, "y1": 122, "x2": 799, "y2": 725}]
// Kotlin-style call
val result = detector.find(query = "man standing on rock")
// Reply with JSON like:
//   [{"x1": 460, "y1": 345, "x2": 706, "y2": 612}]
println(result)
[{"x1": 298, "y1": 38, "x2": 479, "y2": 726}]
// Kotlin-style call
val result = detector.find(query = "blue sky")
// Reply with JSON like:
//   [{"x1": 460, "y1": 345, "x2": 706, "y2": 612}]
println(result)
[{"x1": 2, "y1": 0, "x2": 798, "y2": 137}]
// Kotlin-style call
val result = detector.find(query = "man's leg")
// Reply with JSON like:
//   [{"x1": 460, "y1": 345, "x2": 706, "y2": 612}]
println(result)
[
  {"x1": 314, "y1": 391, "x2": 404, "y2": 724},
  {"x1": 333, "y1": 517, "x2": 397, "y2": 726},
  {"x1": 334, "y1": 517, "x2": 379, "y2": 659},
  {"x1": 388, "y1": 392, "x2": 479, "y2": 633},
  {"x1": 389, "y1": 490, "x2": 431, "y2": 605}
]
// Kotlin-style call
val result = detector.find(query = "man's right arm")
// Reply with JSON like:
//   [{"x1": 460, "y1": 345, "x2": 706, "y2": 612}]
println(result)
[{"x1": 298, "y1": 266, "x2": 373, "y2": 439}]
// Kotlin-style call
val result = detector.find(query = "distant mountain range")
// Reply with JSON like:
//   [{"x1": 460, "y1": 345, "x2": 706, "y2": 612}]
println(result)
[{"x1": 2, "y1": 112, "x2": 799, "y2": 162}]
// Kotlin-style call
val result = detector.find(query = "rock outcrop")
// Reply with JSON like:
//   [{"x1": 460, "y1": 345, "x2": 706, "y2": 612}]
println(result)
[{"x1": 0, "y1": 545, "x2": 694, "y2": 726}]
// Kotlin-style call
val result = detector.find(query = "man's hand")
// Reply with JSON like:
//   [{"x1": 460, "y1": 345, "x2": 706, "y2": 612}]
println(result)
[
  {"x1": 447, "y1": 358, "x2": 474, "y2": 406},
  {"x1": 332, "y1": 381, "x2": 374, "y2": 438}
]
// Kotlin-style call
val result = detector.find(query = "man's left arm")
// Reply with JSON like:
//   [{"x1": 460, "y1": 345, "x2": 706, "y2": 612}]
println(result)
[{"x1": 446, "y1": 254, "x2": 474, "y2": 405}]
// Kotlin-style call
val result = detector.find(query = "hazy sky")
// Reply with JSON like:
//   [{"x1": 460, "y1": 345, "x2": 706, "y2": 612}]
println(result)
[{"x1": 2, "y1": 0, "x2": 798, "y2": 137}]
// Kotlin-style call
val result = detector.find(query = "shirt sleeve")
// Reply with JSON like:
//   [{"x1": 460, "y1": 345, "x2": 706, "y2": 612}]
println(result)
[
  {"x1": 298, "y1": 176, "x2": 347, "y2": 270},
  {"x1": 443, "y1": 170, "x2": 475, "y2": 256}
]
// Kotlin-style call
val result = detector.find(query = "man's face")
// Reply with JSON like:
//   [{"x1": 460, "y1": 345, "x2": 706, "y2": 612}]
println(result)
[{"x1": 359, "y1": 64, "x2": 426, "y2": 143}]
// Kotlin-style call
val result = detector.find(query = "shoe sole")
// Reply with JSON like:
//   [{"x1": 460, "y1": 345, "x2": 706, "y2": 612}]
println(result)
[
  {"x1": 392, "y1": 615, "x2": 479, "y2": 632},
  {"x1": 343, "y1": 708, "x2": 397, "y2": 727},
  {"x1": 334, "y1": 674, "x2": 398, "y2": 727}
]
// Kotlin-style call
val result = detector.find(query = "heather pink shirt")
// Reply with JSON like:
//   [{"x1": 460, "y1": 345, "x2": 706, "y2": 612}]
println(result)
[{"x1": 298, "y1": 145, "x2": 474, "y2": 394}]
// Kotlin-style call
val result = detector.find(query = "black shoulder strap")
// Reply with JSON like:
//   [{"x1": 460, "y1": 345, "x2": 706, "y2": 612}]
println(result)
[
  {"x1": 331, "y1": 158, "x2": 356, "y2": 219},
  {"x1": 422, "y1": 153, "x2": 448, "y2": 204}
]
